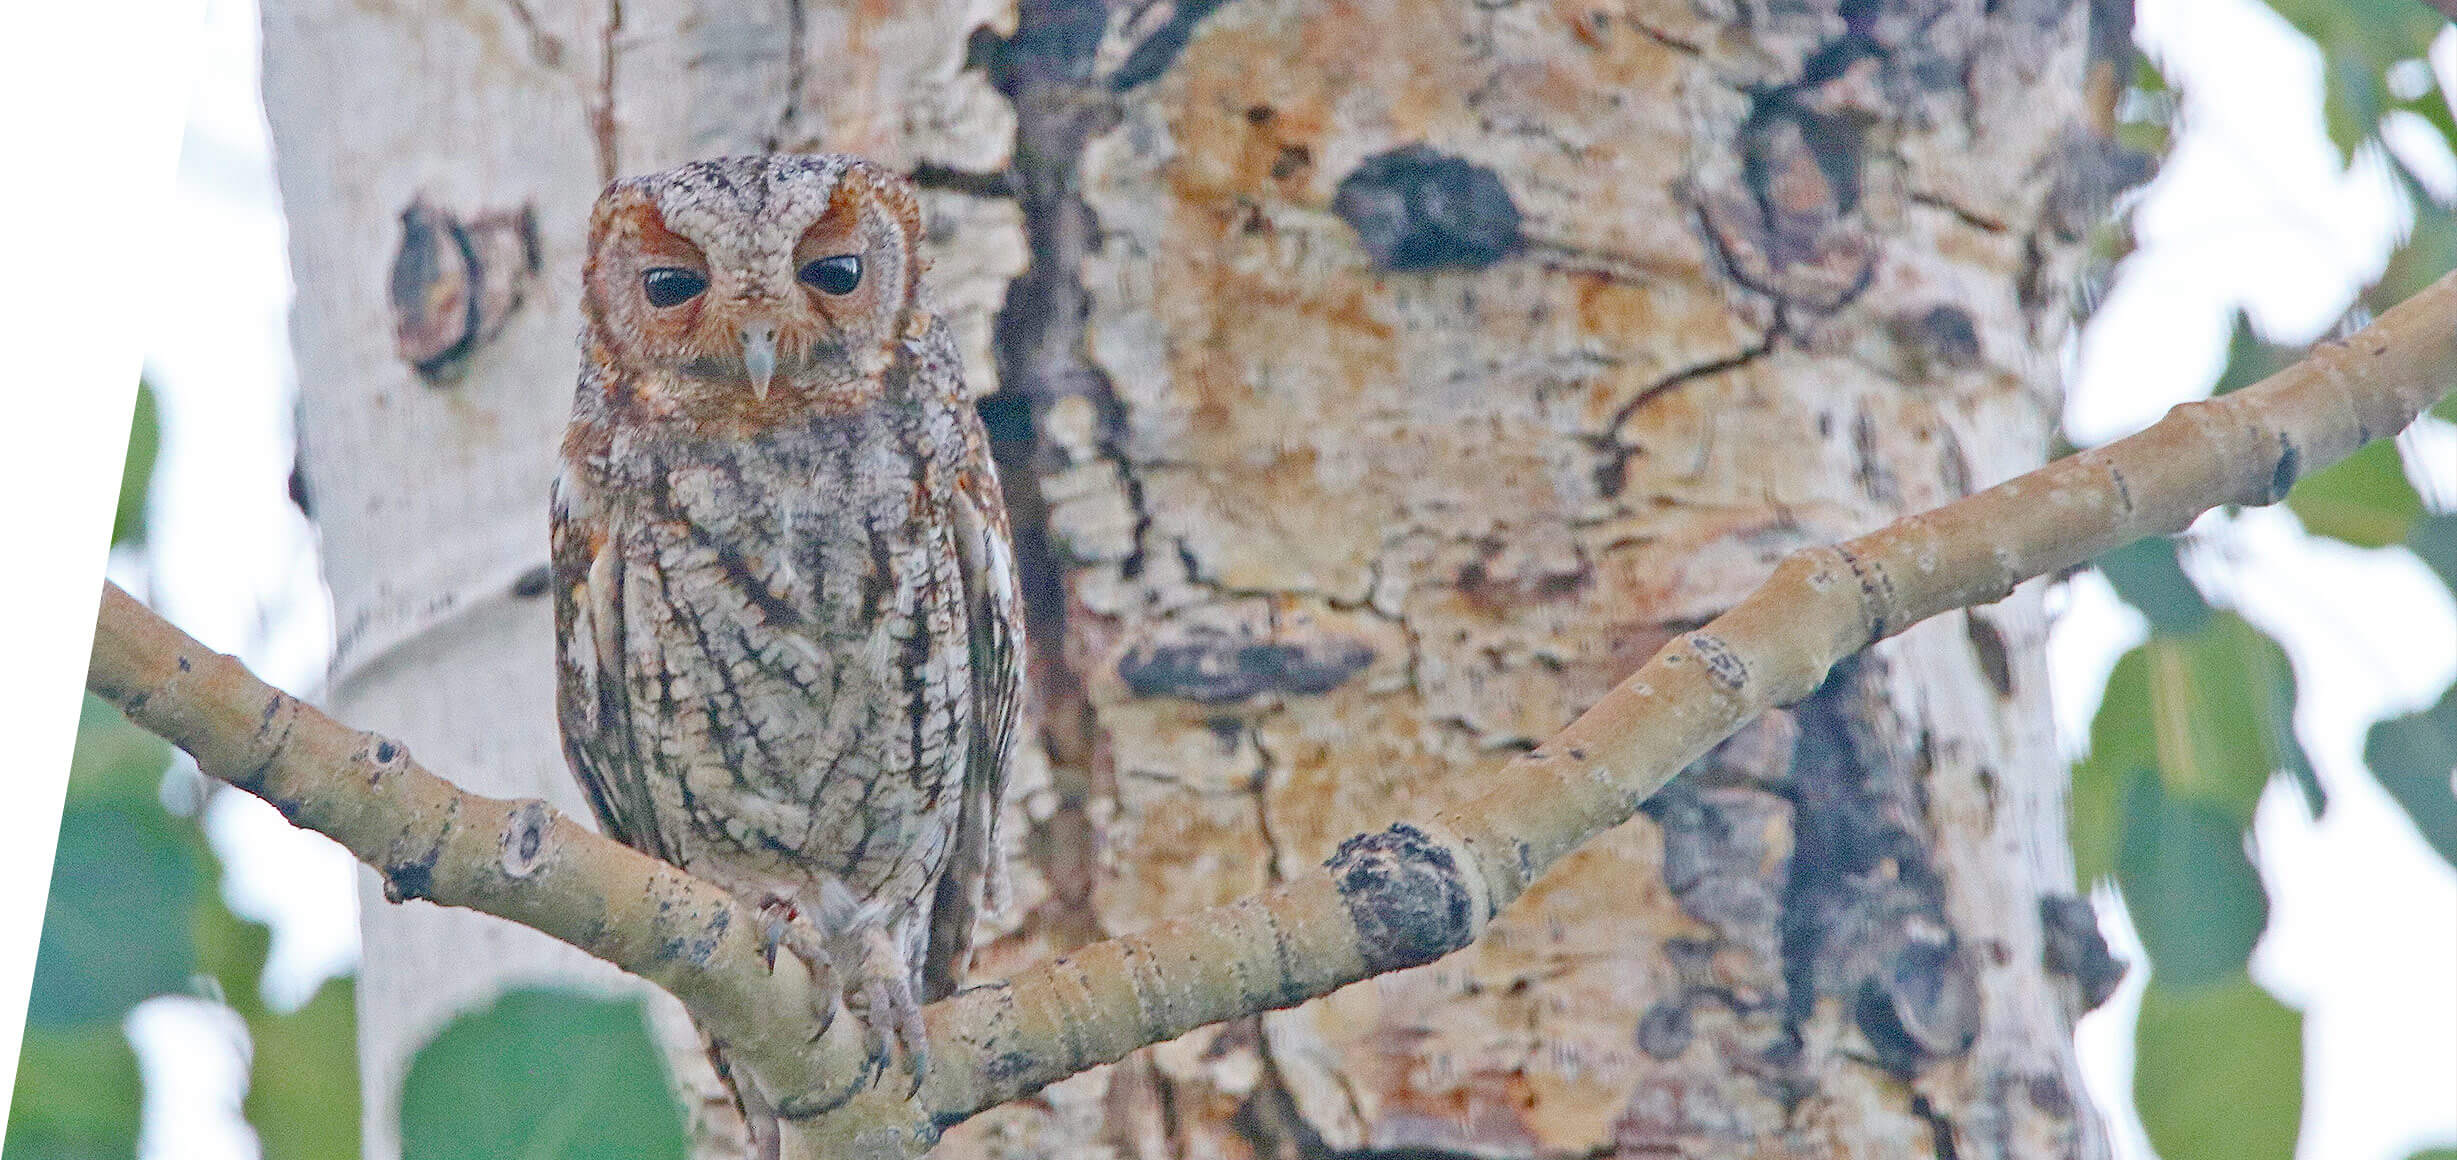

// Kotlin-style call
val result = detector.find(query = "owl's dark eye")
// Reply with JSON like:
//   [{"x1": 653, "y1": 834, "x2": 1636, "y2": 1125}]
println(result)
[
  {"x1": 641, "y1": 267, "x2": 707, "y2": 308},
  {"x1": 798, "y1": 254, "x2": 863, "y2": 295}
]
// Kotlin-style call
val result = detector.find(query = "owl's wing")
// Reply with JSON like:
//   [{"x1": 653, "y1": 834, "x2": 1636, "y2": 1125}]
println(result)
[
  {"x1": 921, "y1": 459, "x2": 1024, "y2": 1002},
  {"x1": 551, "y1": 469, "x2": 673, "y2": 864}
]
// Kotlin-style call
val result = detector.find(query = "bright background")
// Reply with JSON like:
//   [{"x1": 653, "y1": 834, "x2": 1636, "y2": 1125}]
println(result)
[{"x1": 3, "y1": 0, "x2": 2452, "y2": 1155}]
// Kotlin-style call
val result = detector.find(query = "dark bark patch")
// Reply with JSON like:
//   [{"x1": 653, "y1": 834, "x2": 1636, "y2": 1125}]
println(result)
[
  {"x1": 1119, "y1": 634, "x2": 1374, "y2": 703},
  {"x1": 1108, "y1": 0, "x2": 1232, "y2": 90},
  {"x1": 1851, "y1": 408, "x2": 1903, "y2": 506},
  {"x1": 389, "y1": 198, "x2": 540, "y2": 383},
  {"x1": 1636, "y1": 1001, "x2": 1695, "y2": 1059},
  {"x1": 2039, "y1": 893, "x2": 2126, "y2": 1010},
  {"x1": 1907, "y1": 305, "x2": 1983, "y2": 370},
  {"x1": 1884, "y1": 937, "x2": 1981, "y2": 1058},
  {"x1": 381, "y1": 851, "x2": 437, "y2": 903},
  {"x1": 1777, "y1": 664, "x2": 1963, "y2": 1073},
  {"x1": 512, "y1": 564, "x2": 552, "y2": 599},
  {"x1": 1963, "y1": 611, "x2": 2014, "y2": 698},
  {"x1": 1938, "y1": 424, "x2": 1974, "y2": 498},
  {"x1": 1326, "y1": 824, "x2": 1474, "y2": 975},
  {"x1": 2268, "y1": 436, "x2": 2301, "y2": 503},
  {"x1": 1333, "y1": 145, "x2": 1524, "y2": 272}
]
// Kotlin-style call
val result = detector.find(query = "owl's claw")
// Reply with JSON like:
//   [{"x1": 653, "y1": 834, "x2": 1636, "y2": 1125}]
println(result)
[
  {"x1": 754, "y1": 896, "x2": 843, "y2": 1036},
  {"x1": 848, "y1": 926, "x2": 929, "y2": 1093}
]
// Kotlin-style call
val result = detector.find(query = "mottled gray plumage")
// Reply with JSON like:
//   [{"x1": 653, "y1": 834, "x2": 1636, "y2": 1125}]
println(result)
[{"x1": 551, "y1": 155, "x2": 1020, "y2": 1144}]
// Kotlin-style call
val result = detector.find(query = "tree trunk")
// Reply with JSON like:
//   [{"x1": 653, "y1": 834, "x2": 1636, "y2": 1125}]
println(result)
[{"x1": 262, "y1": 0, "x2": 2127, "y2": 1155}]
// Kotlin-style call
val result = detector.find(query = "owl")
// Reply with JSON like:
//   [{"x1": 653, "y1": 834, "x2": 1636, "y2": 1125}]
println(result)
[{"x1": 550, "y1": 154, "x2": 1022, "y2": 1145}]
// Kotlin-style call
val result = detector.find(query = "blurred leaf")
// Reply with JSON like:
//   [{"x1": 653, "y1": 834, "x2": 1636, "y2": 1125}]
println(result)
[
  {"x1": 2404, "y1": 1148, "x2": 2457, "y2": 1160},
  {"x1": 2135, "y1": 973, "x2": 2303, "y2": 1160},
  {"x1": 65, "y1": 695, "x2": 172, "y2": 808},
  {"x1": 2117, "y1": 772, "x2": 2270, "y2": 987},
  {"x1": 3, "y1": 1023, "x2": 143, "y2": 1160},
  {"x1": 248, "y1": 976, "x2": 362, "y2": 1160},
  {"x1": 2323, "y1": 47, "x2": 2390, "y2": 161},
  {"x1": 2073, "y1": 648, "x2": 2154, "y2": 884},
  {"x1": 399, "y1": 989, "x2": 687, "y2": 1160},
  {"x1": 2411, "y1": 513, "x2": 2457, "y2": 592},
  {"x1": 2145, "y1": 613, "x2": 2314, "y2": 821},
  {"x1": 2096, "y1": 536, "x2": 2212, "y2": 633},
  {"x1": 2370, "y1": 169, "x2": 2457, "y2": 315},
  {"x1": 28, "y1": 800, "x2": 205, "y2": 1028},
  {"x1": 29, "y1": 702, "x2": 204, "y2": 1030},
  {"x1": 2209, "y1": 312, "x2": 2300, "y2": 398},
  {"x1": 2288, "y1": 438, "x2": 2425, "y2": 548},
  {"x1": 111, "y1": 380, "x2": 158, "y2": 548},
  {"x1": 193, "y1": 894, "x2": 275, "y2": 1018},
  {"x1": 2365, "y1": 683, "x2": 2457, "y2": 868},
  {"x1": 2268, "y1": 0, "x2": 2444, "y2": 160}
]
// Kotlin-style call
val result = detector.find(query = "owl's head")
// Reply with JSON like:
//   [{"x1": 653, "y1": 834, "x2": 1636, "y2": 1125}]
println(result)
[{"x1": 582, "y1": 154, "x2": 925, "y2": 422}]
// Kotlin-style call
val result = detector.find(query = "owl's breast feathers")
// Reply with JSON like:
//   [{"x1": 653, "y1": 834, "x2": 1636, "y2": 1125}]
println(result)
[{"x1": 551, "y1": 338, "x2": 1017, "y2": 972}]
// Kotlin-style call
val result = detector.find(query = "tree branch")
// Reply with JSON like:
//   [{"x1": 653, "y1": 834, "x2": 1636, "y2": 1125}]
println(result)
[{"x1": 88, "y1": 269, "x2": 2457, "y2": 1158}]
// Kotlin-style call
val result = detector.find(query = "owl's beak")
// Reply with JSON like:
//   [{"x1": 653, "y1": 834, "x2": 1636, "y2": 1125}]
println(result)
[{"x1": 740, "y1": 321, "x2": 779, "y2": 400}]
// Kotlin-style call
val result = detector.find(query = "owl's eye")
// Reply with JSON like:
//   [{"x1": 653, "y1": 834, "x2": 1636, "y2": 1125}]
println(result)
[
  {"x1": 641, "y1": 267, "x2": 707, "y2": 308},
  {"x1": 798, "y1": 254, "x2": 863, "y2": 295}
]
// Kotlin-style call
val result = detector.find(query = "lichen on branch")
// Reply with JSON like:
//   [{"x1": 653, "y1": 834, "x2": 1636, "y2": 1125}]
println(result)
[{"x1": 86, "y1": 268, "x2": 2457, "y2": 1158}]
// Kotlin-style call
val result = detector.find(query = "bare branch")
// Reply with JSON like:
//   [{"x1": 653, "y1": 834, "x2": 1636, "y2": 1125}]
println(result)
[{"x1": 87, "y1": 268, "x2": 2457, "y2": 1157}]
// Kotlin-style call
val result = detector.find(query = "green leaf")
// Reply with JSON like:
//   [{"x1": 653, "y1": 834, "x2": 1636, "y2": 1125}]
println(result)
[
  {"x1": 2116, "y1": 772, "x2": 2270, "y2": 987},
  {"x1": 2411, "y1": 513, "x2": 2457, "y2": 592},
  {"x1": 2365, "y1": 682, "x2": 2457, "y2": 868},
  {"x1": 248, "y1": 976, "x2": 363, "y2": 1160},
  {"x1": 2145, "y1": 614, "x2": 2313, "y2": 821},
  {"x1": 2209, "y1": 311, "x2": 2300, "y2": 399},
  {"x1": 2288, "y1": 438, "x2": 2425, "y2": 548},
  {"x1": 4, "y1": 1023, "x2": 143, "y2": 1160},
  {"x1": 2095, "y1": 536, "x2": 2212, "y2": 633},
  {"x1": 112, "y1": 379, "x2": 158, "y2": 548},
  {"x1": 2268, "y1": 0, "x2": 2445, "y2": 160},
  {"x1": 2323, "y1": 46, "x2": 2390, "y2": 161},
  {"x1": 2371, "y1": 167, "x2": 2457, "y2": 316},
  {"x1": 28, "y1": 799, "x2": 206, "y2": 1028},
  {"x1": 2073, "y1": 648, "x2": 2154, "y2": 884},
  {"x1": 399, "y1": 990, "x2": 687, "y2": 1160},
  {"x1": 2402, "y1": 1148, "x2": 2457, "y2": 1160},
  {"x1": 2135, "y1": 973, "x2": 2303, "y2": 1160},
  {"x1": 66, "y1": 695, "x2": 172, "y2": 808}
]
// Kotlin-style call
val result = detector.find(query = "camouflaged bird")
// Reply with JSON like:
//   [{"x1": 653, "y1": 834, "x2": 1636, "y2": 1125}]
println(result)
[{"x1": 550, "y1": 154, "x2": 1022, "y2": 1149}]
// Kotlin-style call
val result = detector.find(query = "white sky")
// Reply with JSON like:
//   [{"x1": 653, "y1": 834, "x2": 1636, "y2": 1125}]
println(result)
[{"x1": 1, "y1": 0, "x2": 2451, "y2": 1156}]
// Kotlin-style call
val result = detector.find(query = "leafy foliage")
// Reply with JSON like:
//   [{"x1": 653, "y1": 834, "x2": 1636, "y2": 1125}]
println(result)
[
  {"x1": 398, "y1": 990, "x2": 688, "y2": 1160},
  {"x1": 2134, "y1": 973, "x2": 2305, "y2": 1160},
  {"x1": 2365, "y1": 685, "x2": 2457, "y2": 868},
  {"x1": 8, "y1": 695, "x2": 365, "y2": 1158},
  {"x1": 2087, "y1": 11, "x2": 2457, "y2": 1155},
  {"x1": 112, "y1": 380, "x2": 158, "y2": 549}
]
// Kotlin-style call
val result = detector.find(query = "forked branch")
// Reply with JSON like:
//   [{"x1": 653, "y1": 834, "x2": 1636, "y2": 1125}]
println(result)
[{"x1": 87, "y1": 269, "x2": 2457, "y2": 1158}]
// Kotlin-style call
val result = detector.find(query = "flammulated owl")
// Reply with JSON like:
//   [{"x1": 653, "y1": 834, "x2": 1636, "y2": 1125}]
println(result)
[{"x1": 550, "y1": 155, "x2": 1022, "y2": 1141}]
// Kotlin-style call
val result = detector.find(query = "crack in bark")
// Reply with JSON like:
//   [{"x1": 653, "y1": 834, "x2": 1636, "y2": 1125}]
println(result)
[
  {"x1": 1908, "y1": 189, "x2": 2012, "y2": 234},
  {"x1": 589, "y1": 0, "x2": 623, "y2": 184},
  {"x1": 771, "y1": 0, "x2": 806, "y2": 152},
  {"x1": 1588, "y1": 327, "x2": 1782, "y2": 499}
]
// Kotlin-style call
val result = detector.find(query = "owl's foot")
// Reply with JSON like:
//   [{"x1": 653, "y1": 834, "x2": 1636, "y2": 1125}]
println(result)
[
  {"x1": 754, "y1": 886, "x2": 930, "y2": 1092},
  {"x1": 847, "y1": 924, "x2": 929, "y2": 1093}
]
